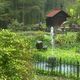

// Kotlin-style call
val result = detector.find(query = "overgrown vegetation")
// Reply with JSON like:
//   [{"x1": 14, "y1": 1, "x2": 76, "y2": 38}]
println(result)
[
  {"x1": 0, "y1": 0, "x2": 80, "y2": 80},
  {"x1": 30, "y1": 31, "x2": 80, "y2": 63},
  {"x1": 0, "y1": 30, "x2": 34, "y2": 80}
]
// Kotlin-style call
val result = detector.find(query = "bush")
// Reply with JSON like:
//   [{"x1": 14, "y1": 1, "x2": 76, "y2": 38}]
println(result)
[
  {"x1": 0, "y1": 30, "x2": 34, "y2": 80},
  {"x1": 33, "y1": 51, "x2": 46, "y2": 62},
  {"x1": 55, "y1": 33, "x2": 77, "y2": 48},
  {"x1": 8, "y1": 19, "x2": 24, "y2": 31},
  {"x1": 21, "y1": 31, "x2": 50, "y2": 48},
  {"x1": 34, "y1": 31, "x2": 51, "y2": 47},
  {"x1": 34, "y1": 31, "x2": 45, "y2": 41}
]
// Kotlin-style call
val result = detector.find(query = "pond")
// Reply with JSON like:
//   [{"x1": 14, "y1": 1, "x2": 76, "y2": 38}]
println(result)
[{"x1": 35, "y1": 62, "x2": 79, "y2": 74}]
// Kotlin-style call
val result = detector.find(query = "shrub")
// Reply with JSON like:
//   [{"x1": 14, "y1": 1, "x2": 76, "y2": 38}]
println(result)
[
  {"x1": 18, "y1": 31, "x2": 51, "y2": 48},
  {"x1": 33, "y1": 51, "x2": 46, "y2": 62},
  {"x1": 22, "y1": 31, "x2": 51, "y2": 48},
  {"x1": 0, "y1": 30, "x2": 34, "y2": 80},
  {"x1": 55, "y1": 33, "x2": 77, "y2": 48},
  {"x1": 35, "y1": 31, "x2": 45, "y2": 41},
  {"x1": 8, "y1": 19, "x2": 24, "y2": 31},
  {"x1": 34, "y1": 31, "x2": 51, "y2": 47}
]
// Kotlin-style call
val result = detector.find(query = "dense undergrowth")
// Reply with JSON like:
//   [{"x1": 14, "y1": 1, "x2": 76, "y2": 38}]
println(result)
[
  {"x1": 0, "y1": 30, "x2": 34, "y2": 80},
  {"x1": 22, "y1": 31, "x2": 80, "y2": 62}
]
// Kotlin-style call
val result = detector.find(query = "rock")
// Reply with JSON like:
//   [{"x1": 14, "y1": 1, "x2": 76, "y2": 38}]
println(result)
[{"x1": 36, "y1": 40, "x2": 43, "y2": 50}]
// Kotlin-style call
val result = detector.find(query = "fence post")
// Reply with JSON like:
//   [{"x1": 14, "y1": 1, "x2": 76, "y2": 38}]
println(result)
[
  {"x1": 77, "y1": 61, "x2": 79, "y2": 79},
  {"x1": 59, "y1": 58, "x2": 62, "y2": 74}
]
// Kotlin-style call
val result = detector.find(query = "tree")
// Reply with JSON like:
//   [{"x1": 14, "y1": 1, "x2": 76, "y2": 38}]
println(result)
[
  {"x1": 0, "y1": 1, "x2": 11, "y2": 28},
  {"x1": 66, "y1": 0, "x2": 80, "y2": 25},
  {"x1": 0, "y1": 0, "x2": 79, "y2": 29}
]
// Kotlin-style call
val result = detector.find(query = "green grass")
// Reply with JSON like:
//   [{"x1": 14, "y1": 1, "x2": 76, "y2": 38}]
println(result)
[
  {"x1": 18, "y1": 31, "x2": 80, "y2": 62},
  {"x1": 35, "y1": 75, "x2": 56, "y2": 80},
  {"x1": 35, "y1": 75, "x2": 75, "y2": 80},
  {"x1": 37, "y1": 48, "x2": 80, "y2": 62}
]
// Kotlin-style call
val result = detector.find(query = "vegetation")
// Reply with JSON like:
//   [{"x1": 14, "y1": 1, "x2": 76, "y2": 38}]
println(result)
[
  {"x1": 35, "y1": 75, "x2": 75, "y2": 80},
  {"x1": 31, "y1": 31, "x2": 80, "y2": 63},
  {"x1": 0, "y1": 0, "x2": 79, "y2": 30},
  {"x1": 0, "y1": 0, "x2": 80, "y2": 80},
  {"x1": 0, "y1": 30, "x2": 34, "y2": 80}
]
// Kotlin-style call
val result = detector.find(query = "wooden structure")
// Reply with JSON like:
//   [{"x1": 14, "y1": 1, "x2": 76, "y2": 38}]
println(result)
[{"x1": 46, "y1": 8, "x2": 70, "y2": 30}]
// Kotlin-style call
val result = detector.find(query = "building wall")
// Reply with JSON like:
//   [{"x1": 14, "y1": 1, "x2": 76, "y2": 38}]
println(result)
[{"x1": 46, "y1": 11, "x2": 67, "y2": 28}]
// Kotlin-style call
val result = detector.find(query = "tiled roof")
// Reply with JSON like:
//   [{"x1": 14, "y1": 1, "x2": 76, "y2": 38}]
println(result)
[{"x1": 46, "y1": 8, "x2": 61, "y2": 17}]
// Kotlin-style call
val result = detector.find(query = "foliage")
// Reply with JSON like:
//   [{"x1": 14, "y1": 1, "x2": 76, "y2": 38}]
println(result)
[
  {"x1": 55, "y1": 32, "x2": 77, "y2": 48},
  {"x1": 33, "y1": 51, "x2": 45, "y2": 62},
  {"x1": 8, "y1": 19, "x2": 24, "y2": 31},
  {"x1": 9, "y1": 0, "x2": 45, "y2": 24},
  {"x1": 18, "y1": 31, "x2": 80, "y2": 63},
  {"x1": 0, "y1": 0, "x2": 79, "y2": 29},
  {"x1": 0, "y1": 1, "x2": 11, "y2": 28},
  {"x1": 0, "y1": 30, "x2": 34, "y2": 80},
  {"x1": 66, "y1": 0, "x2": 80, "y2": 25},
  {"x1": 35, "y1": 75, "x2": 56, "y2": 80},
  {"x1": 19, "y1": 31, "x2": 80, "y2": 62},
  {"x1": 31, "y1": 31, "x2": 51, "y2": 47},
  {"x1": 19, "y1": 31, "x2": 50, "y2": 47},
  {"x1": 33, "y1": 32, "x2": 80, "y2": 63},
  {"x1": 35, "y1": 75, "x2": 74, "y2": 80},
  {"x1": 7, "y1": 19, "x2": 34, "y2": 31},
  {"x1": 45, "y1": 0, "x2": 64, "y2": 13},
  {"x1": 76, "y1": 32, "x2": 80, "y2": 42},
  {"x1": 31, "y1": 23, "x2": 47, "y2": 31}
]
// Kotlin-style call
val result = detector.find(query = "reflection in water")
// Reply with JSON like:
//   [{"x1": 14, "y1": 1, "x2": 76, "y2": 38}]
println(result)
[{"x1": 36, "y1": 62, "x2": 78, "y2": 73}]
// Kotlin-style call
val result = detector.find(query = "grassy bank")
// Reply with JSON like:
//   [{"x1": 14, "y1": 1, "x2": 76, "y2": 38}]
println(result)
[
  {"x1": 36, "y1": 48, "x2": 80, "y2": 62},
  {"x1": 35, "y1": 75, "x2": 74, "y2": 80}
]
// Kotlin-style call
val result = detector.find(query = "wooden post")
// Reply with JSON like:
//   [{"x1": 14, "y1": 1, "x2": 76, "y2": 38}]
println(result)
[
  {"x1": 67, "y1": 60, "x2": 69, "y2": 77},
  {"x1": 64, "y1": 60, "x2": 65, "y2": 76},
  {"x1": 59, "y1": 58, "x2": 62, "y2": 74},
  {"x1": 77, "y1": 61, "x2": 79, "y2": 79}
]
